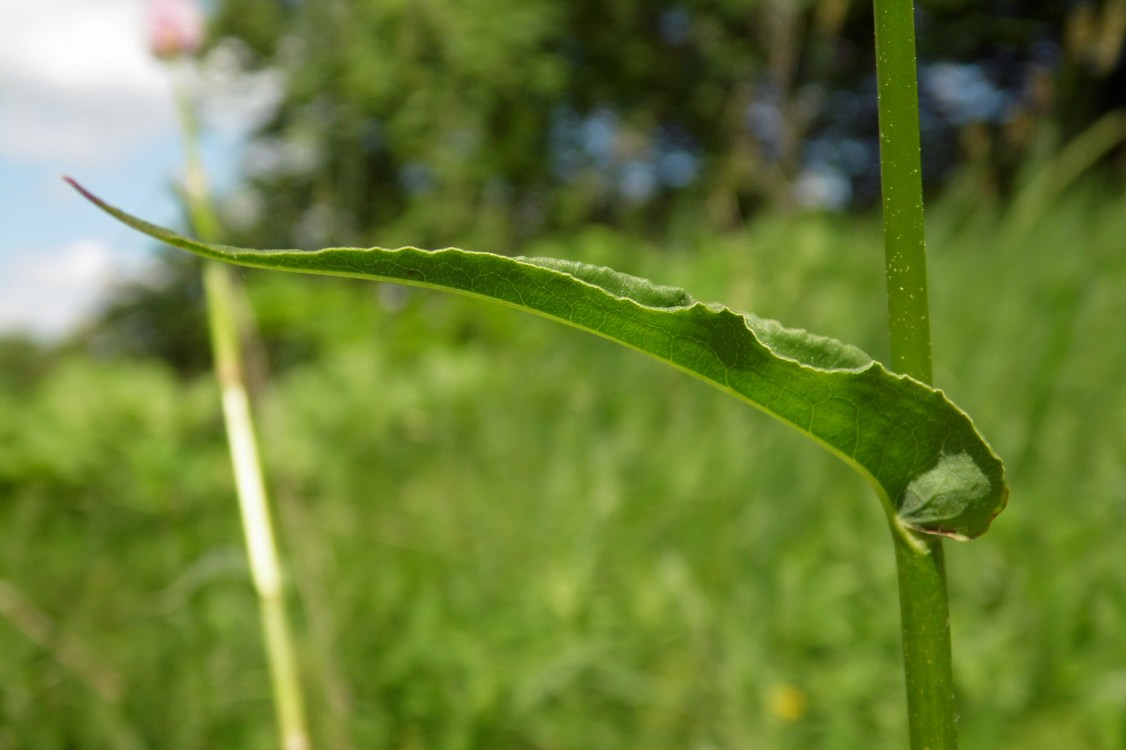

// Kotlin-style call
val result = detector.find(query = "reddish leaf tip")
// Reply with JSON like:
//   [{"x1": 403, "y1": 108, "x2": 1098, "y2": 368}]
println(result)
[{"x1": 63, "y1": 177, "x2": 106, "y2": 209}]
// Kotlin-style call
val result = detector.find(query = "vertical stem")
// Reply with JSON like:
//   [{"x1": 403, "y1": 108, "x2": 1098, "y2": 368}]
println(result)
[
  {"x1": 171, "y1": 73, "x2": 220, "y2": 243},
  {"x1": 206, "y1": 265, "x2": 310, "y2": 750},
  {"x1": 171, "y1": 73, "x2": 311, "y2": 750},
  {"x1": 872, "y1": 1, "x2": 958, "y2": 748},
  {"x1": 890, "y1": 525, "x2": 958, "y2": 749},
  {"x1": 873, "y1": 0, "x2": 932, "y2": 384}
]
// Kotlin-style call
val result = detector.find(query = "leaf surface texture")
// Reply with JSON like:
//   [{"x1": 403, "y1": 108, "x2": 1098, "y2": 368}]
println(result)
[{"x1": 70, "y1": 180, "x2": 1008, "y2": 539}]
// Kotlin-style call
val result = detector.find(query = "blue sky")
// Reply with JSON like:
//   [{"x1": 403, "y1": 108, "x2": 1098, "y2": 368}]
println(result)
[{"x1": 0, "y1": 0, "x2": 272, "y2": 338}]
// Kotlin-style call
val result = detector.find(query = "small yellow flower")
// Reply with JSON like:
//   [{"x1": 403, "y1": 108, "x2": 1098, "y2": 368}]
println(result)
[{"x1": 766, "y1": 683, "x2": 809, "y2": 723}]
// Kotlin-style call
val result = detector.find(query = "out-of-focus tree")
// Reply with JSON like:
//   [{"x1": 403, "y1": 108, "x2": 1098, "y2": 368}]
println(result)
[
  {"x1": 72, "y1": 251, "x2": 211, "y2": 376},
  {"x1": 65, "y1": 0, "x2": 1125, "y2": 376},
  {"x1": 206, "y1": 0, "x2": 861, "y2": 246},
  {"x1": 0, "y1": 337, "x2": 55, "y2": 391},
  {"x1": 203, "y1": 0, "x2": 1123, "y2": 247}
]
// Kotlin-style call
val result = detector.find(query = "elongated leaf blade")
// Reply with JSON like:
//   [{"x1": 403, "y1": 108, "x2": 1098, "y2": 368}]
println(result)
[{"x1": 68, "y1": 180, "x2": 1007, "y2": 539}]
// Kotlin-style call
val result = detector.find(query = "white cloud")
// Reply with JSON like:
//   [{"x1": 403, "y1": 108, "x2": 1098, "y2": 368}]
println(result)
[
  {"x1": 0, "y1": 238, "x2": 152, "y2": 338},
  {"x1": 0, "y1": 1, "x2": 283, "y2": 165},
  {"x1": 0, "y1": 0, "x2": 175, "y2": 163},
  {"x1": 0, "y1": 0, "x2": 284, "y2": 338}
]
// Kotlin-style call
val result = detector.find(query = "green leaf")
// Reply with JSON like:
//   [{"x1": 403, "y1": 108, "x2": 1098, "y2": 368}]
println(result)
[{"x1": 67, "y1": 179, "x2": 1008, "y2": 539}]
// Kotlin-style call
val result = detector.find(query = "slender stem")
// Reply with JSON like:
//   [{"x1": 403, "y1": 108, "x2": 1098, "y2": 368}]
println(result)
[
  {"x1": 170, "y1": 68, "x2": 311, "y2": 750},
  {"x1": 170, "y1": 69, "x2": 221, "y2": 243},
  {"x1": 873, "y1": 0, "x2": 932, "y2": 384},
  {"x1": 872, "y1": 1, "x2": 958, "y2": 748},
  {"x1": 206, "y1": 264, "x2": 310, "y2": 750},
  {"x1": 889, "y1": 524, "x2": 958, "y2": 749}
]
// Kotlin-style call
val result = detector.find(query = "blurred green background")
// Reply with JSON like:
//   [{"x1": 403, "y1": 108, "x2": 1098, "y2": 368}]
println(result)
[{"x1": 2, "y1": 0, "x2": 1125, "y2": 747}]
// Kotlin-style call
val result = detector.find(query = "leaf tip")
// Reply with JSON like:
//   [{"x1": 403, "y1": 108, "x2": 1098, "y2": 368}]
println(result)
[{"x1": 63, "y1": 176, "x2": 102, "y2": 207}]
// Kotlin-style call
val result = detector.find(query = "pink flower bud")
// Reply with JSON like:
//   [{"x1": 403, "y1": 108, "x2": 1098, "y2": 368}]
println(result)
[{"x1": 146, "y1": 0, "x2": 204, "y2": 59}]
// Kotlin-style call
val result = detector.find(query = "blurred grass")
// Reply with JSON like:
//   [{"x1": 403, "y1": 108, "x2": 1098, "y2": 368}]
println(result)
[{"x1": 1, "y1": 184, "x2": 1124, "y2": 748}]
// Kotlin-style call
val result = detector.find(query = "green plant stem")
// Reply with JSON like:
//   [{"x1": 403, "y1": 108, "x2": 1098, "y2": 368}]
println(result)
[
  {"x1": 171, "y1": 71, "x2": 310, "y2": 750},
  {"x1": 890, "y1": 524, "x2": 958, "y2": 749},
  {"x1": 171, "y1": 73, "x2": 220, "y2": 243},
  {"x1": 874, "y1": 0, "x2": 932, "y2": 384},
  {"x1": 873, "y1": 1, "x2": 958, "y2": 748},
  {"x1": 204, "y1": 263, "x2": 309, "y2": 750}
]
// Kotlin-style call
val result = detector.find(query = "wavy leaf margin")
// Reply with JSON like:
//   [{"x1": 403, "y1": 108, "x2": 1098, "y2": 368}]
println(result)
[{"x1": 68, "y1": 179, "x2": 1007, "y2": 539}]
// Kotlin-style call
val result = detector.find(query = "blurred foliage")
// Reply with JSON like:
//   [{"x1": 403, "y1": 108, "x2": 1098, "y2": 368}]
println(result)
[
  {"x1": 70, "y1": 250, "x2": 211, "y2": 377},
  {"x1": 67, "y1": 0, "x2": 1125, "y2": 373},
  {"x1": 8, "y1": 3, "x2": 1124, "y2": 745},
  {"x1": 4, "y1": 187, "x2": 1125, "y2": 747},
  {"x1": 0, "y1": 336, "x2": 56, "y2": 391},
  {"x1": 201, "y1": 0, "x2": 1126, "y2": 249}
]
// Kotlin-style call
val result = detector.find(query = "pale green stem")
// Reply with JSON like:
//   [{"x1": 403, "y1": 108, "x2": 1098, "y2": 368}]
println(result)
[
  {"x1": 872, "y1": 0, "x2": 958, "y2": 747},
  {"x1": 205, "y1": 264, "x2": 310, "y2": 750},
  {"x1": 169, "y1": 65, "x2": 310, "y2": 750}
]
